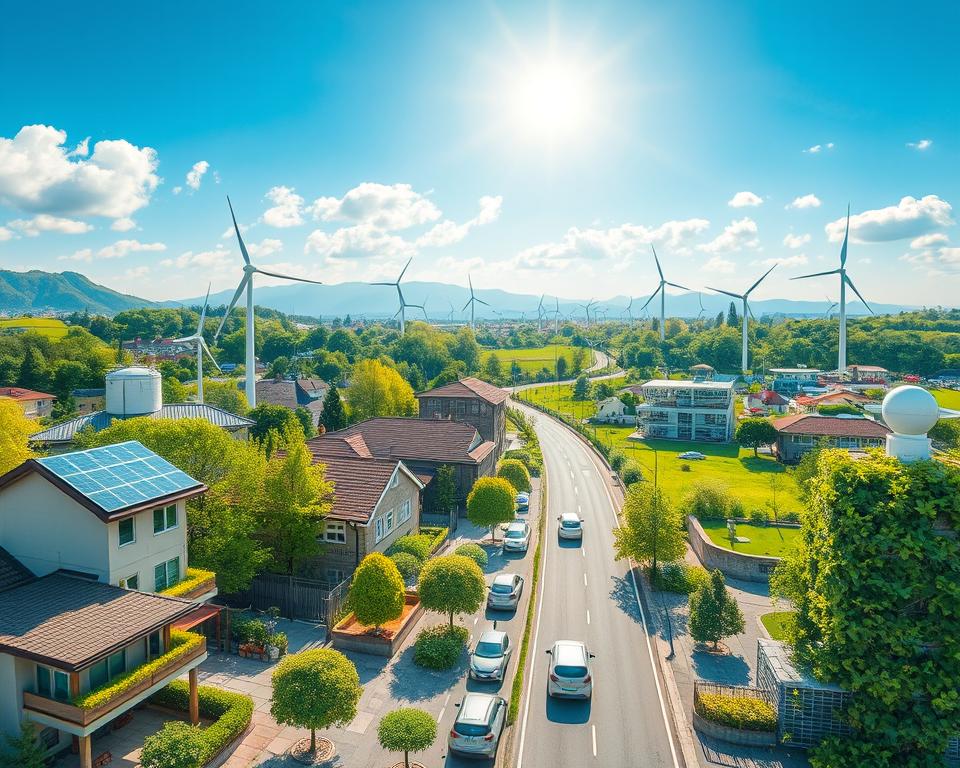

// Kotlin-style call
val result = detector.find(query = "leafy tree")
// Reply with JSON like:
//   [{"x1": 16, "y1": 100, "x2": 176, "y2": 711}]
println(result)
[
  {"x1": 271, "y1": 649, "x2": 362, "y2": 755},
  {"x1": 689, "y1": 569, "x2": 745, "y2": 649},
  {"x1": 49, "y1": 359, "x2": 90, "y2": 401},
  {"x1": 572, "y1": 373, "x2": 590, "y2": 400},
  {"x1": 555, "y1": 355, "x2": 568, "y2": 379},
  {"x1": 0, "y1": 399, "x2": 35, "y2": 475},
  {"x1": 466, "y1": 476, "x2": 516, "y2": 541},
  {"x1": 727, "y1": 302, "x2": 739, "y2": 328},
  {"x1": 249, "y1": 403, "x2": 303, "y2": 446},
  {"x1": 497, "y1": 458, "x2": 532, "y2": 493},
  {"x1": 735, "y1": 417, "x2": 778, "y2": 457},
  {"x1": 613, "y1": 484, "x2": 685, "y2": 575},
  {"x1": 2, "y1": 721, "x2": 47, "y2": 768},
  {"x1": 348, "y1": 553, "x2": 405, "y2": 631},
  {"x1": 430, "y1": 362, "x2": 466, "y2": 388},
  {"x1": 714, "y1": 311, "x2": 724, "y2": 328},
  {"x1": 18, "y1": 347, "x2": 48, "y2": 391},
  {"x1": 483, "y1": 353, "x2": 503, "y2": 383},
  {"x1": 450, "y1": 327, "x2": 481, "y2": 372},
  {"x1": 593, "y1": 380, "x2": 615, "y2": 400},
  {"x1": 378, "y1": 708, "x2": 437, "y2": 768},
  {"x1": 929, "y1": 418, "x2": 960, "y2": 449},
  {"x1": 327, "y1": 328, "x2": 358, "y2": 359},
  {"x1": 140, "y1": 722, "x2": 205, "y2": 768},
  {"x1": 418, "y1": 554, "x2": 485, "y2": 627},
  {"x1": 295, "y1": 406, "x2": 317, "y2": 439},
  {"x1": 432, "y1": 464, "x2": 457, "y2": 515},
  {"x1": 389, "y1": 552, "x2": 422, "y2": 585},
  {"x1": 320, "y1": 385, "x2": 348, "y2": 432},
  {"x1": 571, "y1": 346, "x2": 589, "y2": 373},
  {"x1": 162, "y1": 376, "x2": 188, "y2": 403},
  {"x1": 267, "y1": 355, "x2": 290, "y2": 378},
  {"x1": 347, "y1": 359, "x2": 417, "y2": 421}
]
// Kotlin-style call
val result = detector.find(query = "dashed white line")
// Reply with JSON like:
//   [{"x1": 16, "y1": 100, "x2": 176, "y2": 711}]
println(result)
[
  {"x1": 578, "y1": 504, "x2": 582, "y2": 514},
  {"x1": 444, "y1": 693, "x2": 451, "y2": 706},
  {"x1": 569, "y1": 469, "x2": 574, "y2": 479},
  {"x1": 583, "y1": 573, "x2": 588, "y2": 587},
  {"x1": 592, "y1": 724, "x2": 597, "y2": 757},
  {"x1": 581, "y1": 547, "x2": 585, "y2": 558},
  {"x1": 586, "y1": 610, "x2": 591, "y2": 625},
  {"x1": 574, "y1": 486, "x2": 579, "y2": 496},
  {"x1": 438, "y1": 706, "x2": 446, "y2": 721}
]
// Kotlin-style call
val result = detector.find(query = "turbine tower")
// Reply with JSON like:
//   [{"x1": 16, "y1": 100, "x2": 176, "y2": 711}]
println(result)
[
  {"x1": 706, "y1": 265, "x2": 776, "y2": 373},
  {"x1": 371, "y1": 257, "x2": 421, "y2": 335},
  {"x1": 171, "y1": 284, "x2": 220, "y2": 403},
  {"x1": 792, "y1": 206, "x2": 873, "y2": 374},
  {"x1": 215, "y1": 197, "x2": 323, "y2": 408},
  {"x1": 577, "y1": 298, "x2": 596, "y2": 326},
  {"x1": 552, "y1": 297, "x2": 561, "y2": 333},
  {"x1": 640, "y1": 245, "x2": 690, "y2": 342},
  {"x1": 462, "y1": 274, "x2": 489, "y2": 330},
  {"x1": 536, "y1": 294, "x2": 546, "y2": 332},
  {"x1": 622, "y1": 297, "x2": 634, "y2": 323}
]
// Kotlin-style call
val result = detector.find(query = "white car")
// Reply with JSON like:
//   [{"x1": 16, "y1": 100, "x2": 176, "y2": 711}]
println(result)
[
  {"x1": 546, "y1": 640, "x2": 595, "y2": 699},
  {"x1": 503, "y1": 520, "x2": 531, "y2": 552},
  {"x1": 487, "y1": 573, "x2": 524, "y2": 610},
  {"x1": 448, "y1": 692, "x2": 507, "y2": 759},
  {"x1": 678, "y1": 451, "x2": 707, "y2": 460},
  {"x1": 469, "y1": 629, "x2": 512, "y2": 681},
  {"x1": 557, "y1": 512, "x2": 584, "y2": 539}
]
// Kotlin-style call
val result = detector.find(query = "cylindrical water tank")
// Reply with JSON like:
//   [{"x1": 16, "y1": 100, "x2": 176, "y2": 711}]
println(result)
[{"x1": 105, "y1": 366, "x2": 163, "y2": 416}]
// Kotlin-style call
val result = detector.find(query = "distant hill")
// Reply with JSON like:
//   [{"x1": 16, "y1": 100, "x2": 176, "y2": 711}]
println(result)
[{"x1": 0, "y1": 270, "x2": 158, "y2": 315}]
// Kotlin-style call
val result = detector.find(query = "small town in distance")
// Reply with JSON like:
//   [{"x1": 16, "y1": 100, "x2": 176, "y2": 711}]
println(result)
[{"x1": 0, "y1": 3, "x2": 958, "y2": 768}]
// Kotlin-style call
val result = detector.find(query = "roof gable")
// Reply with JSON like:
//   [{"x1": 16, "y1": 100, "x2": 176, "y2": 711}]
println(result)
[
  {"x1": 418, "y1": 377, "x2": 509, "y2": 405},
  {"x1": 322, "y1": 417, "x2": 495, "y2": 464},
  {"x1": 772, "y1": 414, "x2": 891, "y2": 438}
]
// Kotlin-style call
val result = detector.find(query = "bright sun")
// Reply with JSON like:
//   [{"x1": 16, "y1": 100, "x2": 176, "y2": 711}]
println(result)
[{"x1": 508, "y1": 57, "x2": 592, "y2": 145}]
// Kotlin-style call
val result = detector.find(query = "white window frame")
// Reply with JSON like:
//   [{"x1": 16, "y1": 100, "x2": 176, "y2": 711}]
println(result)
[
  {"x1": 119, "y1": 572, "x2": 139, "y2": 590},
  {"x1": 386, "y1": 508, "x2": 394, "y2": 532},
  {"x1": 398, "y1": 499, "x2": 412, "y2": 524},
  {"x1": 375, "y1": 517, "x2": 385, "y2": 543},
  {"x1": 324, "y1": 521, "x2": 347, "y2": 544},
  {"x1": 118, "y1": 517, "x2": 136, "y2": 548},
  {"x1": 153, "y1": 503, "x2": 178, "y2": 535},
  {"x1": 390, "y1": 472, "x2": 399, "y2": 489}
]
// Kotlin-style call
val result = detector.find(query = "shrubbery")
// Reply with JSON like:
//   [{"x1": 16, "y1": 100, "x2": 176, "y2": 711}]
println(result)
[
  {"x1": 684, "y1": 483, "x2": 732, "y2": 521},
  {"x1": 502, "y1": 448, "x2": 540, "y2": 476},
  {"x1": 497, "y1": 458, "x2": 532, "y2": 493},
  {"x1": 413, "y1": 625, "x2": 469, "y2": 670},
  {"x1": 694, "y1": 692, "x2": 777, "y2": 732},
  {"x1": 454, "y1": 543, "x2": 488, "y2": 569},
  {"x1": 651, "y1": 562, "x2": 711, "y2": 595},
  {"x1": 388, "y1": 534, "x2": 434, "y2": 561},
  {"x1": 620, "y1": 460, "x2": 644, "y2": 486},
  {"x1": 608, "y1": 447, "x2": 627, "y2": 472},
  {"x1": 390, "y1": 552, "x2": 423, "y2": 584}
]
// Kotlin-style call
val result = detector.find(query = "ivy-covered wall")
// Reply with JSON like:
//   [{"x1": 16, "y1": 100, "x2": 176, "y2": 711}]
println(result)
[{"x1": 775, "y1": 449, "x2": 960, "y2": 768}]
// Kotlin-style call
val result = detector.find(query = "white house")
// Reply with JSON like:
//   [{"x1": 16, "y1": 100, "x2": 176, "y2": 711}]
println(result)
[
  {"x1": 633, "y1": 379, "x2": 735, "y2": 442},
  {"x1": 594, "y1": 396, "x2": 633, "y2": 425}
]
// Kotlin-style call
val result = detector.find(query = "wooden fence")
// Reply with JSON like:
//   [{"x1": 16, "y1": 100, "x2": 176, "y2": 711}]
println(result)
[{"x1": 222, "y1": 572, "x2": 349, "y2": 625}]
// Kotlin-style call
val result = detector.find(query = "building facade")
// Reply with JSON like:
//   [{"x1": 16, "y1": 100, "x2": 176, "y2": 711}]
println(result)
[
  {"x1": 770, "y1": 368, "x2": 822, "y2": 395},
  {"x1": 416, "y1": 377, "x2": 509, "y2": 460},
  {"x1": 771, "y1": 414, "x2": 891, "y2": 463},
  {"x1": 635, "y1": 379, "x2": 735, "y2": 442},
  {"x1": 0, "y1": 387, "x2": 56, "y2": 419}
]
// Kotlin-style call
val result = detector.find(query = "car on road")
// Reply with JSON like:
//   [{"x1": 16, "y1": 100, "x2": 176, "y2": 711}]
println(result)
[
  {"x1": 503, "y1": 520, "x2": 531, "y2": 552},
  {"x1": 469, "y1": 629, "x2": 512, "y2": 681},
  {"x1": 515, "y1": 492, "x2": 530, "y2": 511},
  {"x1": 557, "y1": 512, "x2": 584, "y2": 539},
  {"x1": 448, "y1": 692, "x2": 507, "y2": 759},
  {"x1": 678, "y1": 451, "x2": 707, "y2": 460},
  {"x1": 487, "y1": 572, "x2": 524, "y2": 610},
  {"x1": 545, "y1": 640, "x2": 595, "y2": 700}
]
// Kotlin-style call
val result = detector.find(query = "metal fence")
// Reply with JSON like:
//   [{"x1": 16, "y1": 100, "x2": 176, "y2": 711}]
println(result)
[
  {"x1": 222, "y1": 572, "x2": 350, "y2": 625},
  {"x1": 694, "y1": 681, "x2": 768, "y2": 703}
]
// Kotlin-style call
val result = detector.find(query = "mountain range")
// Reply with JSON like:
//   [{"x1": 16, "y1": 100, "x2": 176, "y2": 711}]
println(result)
[{"x1": 0, "y1": 269, "x2": 924, "y2": 319}]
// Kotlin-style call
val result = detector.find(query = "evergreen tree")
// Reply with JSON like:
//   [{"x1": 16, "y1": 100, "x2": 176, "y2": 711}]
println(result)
[
  {"x1": 689, "y1": 570, "x2": 745, "y2": 649},
  {"x1": 727, "y1": 302, "x2": 739, "y2": 327},
  {"x1": 320, "y1": 385, "x2": 347, "y2": 432},
  {"x1": 484, "y1": 353, "x2": 503, "y2": 383},
  {"x1": 18, "y1": 347, "x2": 48, "y2": 391},
  {"x1": 714, "y1": 311, "x2": 724, "y2": 328},
  {"x1": 572, "y1": 373, "x2": 590, "y2": 401}
]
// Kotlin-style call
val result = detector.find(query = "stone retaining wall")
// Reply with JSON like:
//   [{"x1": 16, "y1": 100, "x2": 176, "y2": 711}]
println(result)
[
  {"x1": 691, "y1": 710, "x2": 778, "y2": 747},
  {"x1": 686, "y1": 516, "x2": 780, "y2": 583}
]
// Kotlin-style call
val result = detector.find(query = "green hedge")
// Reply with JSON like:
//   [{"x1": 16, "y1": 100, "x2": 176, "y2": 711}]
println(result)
[
  {"x1": 388, "y1": 534, "x2": 434, "y2": 561},
  {"x1": 454, "y1": 543, "x2": 488, "y2": 569},
  {"x1": 695, "y1": 692, "x2": 777, "y2": 732},
  {"x1": 160, "y1": 567, "x2": 215, "y2": 598},
  {"x1": 413, "y1": 625, "x2": 469, "y2": 670},
  {"x1": 389, "y1": 552, "x2": 423, "y2": 584},
  {"x1": 149, "y1": 680, "x2": 255, "y2": 763}
]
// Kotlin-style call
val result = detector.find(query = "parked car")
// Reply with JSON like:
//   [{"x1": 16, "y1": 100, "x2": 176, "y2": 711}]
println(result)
[
  {"x1": 515, "y1": 492, "x2": 530, "y2": 512},
  {"x1": 503, "y1": 520, "x2": 531, "y2": 552},
  {"x1": 469, "y1": 629, "x2": 512, "y2": 681},
  {"x1": 678, "y1": 451, "x2": 707, "y2": 460},
  {"x1": 545, "y1": 640, "x2": 595, "y2": 700},
  {"x1": 448, "y1": 692, "x2": 507, "y2": 759},
  {"x1": 487, "y1": 572, "x2": 524, "y2": 610},
  {"x1": 557, "y1": 512, "x2": 584, "y2": 540}
]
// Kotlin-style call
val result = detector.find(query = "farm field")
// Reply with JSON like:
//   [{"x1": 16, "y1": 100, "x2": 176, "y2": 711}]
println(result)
[
  {"x1": 482, "y1": 344, "x2": 582, "y2": 375},
  {"x1": 0, "y1": 317, "x2": 71, "y2": 339},
  {"x1": 699, "y1": 519, "x2": 800, "y2": 557},
  {"x1": 932, "y1": 388, "x2": 960, "y2": 410},
  {"x1": 519, "y1": 375, "x2": 628, "y2": 420}
]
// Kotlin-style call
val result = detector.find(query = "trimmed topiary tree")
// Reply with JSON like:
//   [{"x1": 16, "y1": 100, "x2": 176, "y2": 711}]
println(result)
[
  {"x1": 378, "y1": 707, "x2": 437, "y2": 768},
  {"x1": 140, "y1": 722, "x2": 205, "y2": 768},
  {"x1": 418, "y1": 554, "x2": 485, "y2": 627},
  {"x1": 348, "y1": 552, "x2": 405, "y2": 631},
  {"x1": 389, "y1": 551, "x2": 423, "y2": 585},
  {"x1": 689, "y1": 570, "x2": 744, "y2": 650},
  {"x1": 466, "y1": 476, "x2": 516, "y2": 541},
  {"x1": 454, "y1": 542, "x2": 488, "y2": 569},
  {"x1": 497, "y1": 458, "x2": 532, "y2": 493},
  {"x1": 271, "y1": 648, "x2": 362, "y2": 755}
]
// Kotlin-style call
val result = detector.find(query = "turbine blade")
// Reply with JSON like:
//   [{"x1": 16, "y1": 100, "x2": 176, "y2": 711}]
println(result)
[
  {"x1": 169, "y1": 335, "x2": 196, "y2": 344},
  {"x1": 845, "y1": 274, "x2": 873, "y2": 314},
  {"x1": 475, "y1": 297, "x2": 490, "y2": 306},
  {"x1": 705, "y1": 287, "x2": 743, "y2": 300},
  {"x1": 462, "y1": 298, "x2": 473, "y2": 312},
  {"x1": 651, "y1": 245, "x2": 664, "y2": 280},
  {"x1": 639, "y1": 287, "x2": 660, "y2": 311},
  {"x1": 255, "y1": 268, "x2": 323, "y2": 285},
  {"x1": 398, "y1": 257, "x2": 412, "y2": 282},
  {"x1": 200, "y1": 339, "x2": 221, "y2": 373},
  {"x1": 791, "y1": 269, "x2": 841, "y2": 280},
  {"x1": 747, "y1": 303, "x2": 757, "y2": 321},
  {"x1": 840, "y1": 204, "x2": 850, "y2": 267},
  {"x1": 198, "y1": 283, "x2": 211, "y2": 331},
  {"x1": 370, "y1": 281, "x2": 394, "y2": 286},
  {"x1": 665, "y1": 281, "x2": 690, "y2": 291},
  {"x1": 747, "y1": 264, "x2": 776, "y2": 295},
  {"x1": 214, "y1": 275, "x2": 250, "y2": 339},
  {"x1": 227, "y1": 197, "x2": 251, "y2": 265}
]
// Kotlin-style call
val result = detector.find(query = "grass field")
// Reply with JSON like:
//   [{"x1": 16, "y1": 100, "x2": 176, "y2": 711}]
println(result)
[
  {"x1": 520, "y1": 376, "x2": 628, "y2": 421},
  {"x1": 761, "y1": 611, "x2": 795, "y2": 642},
  {"x1": 699, "y1": 520, "x2": 800, "y2": 557},
  {"x1": 0, "y1": 317, "x2": 71, "y2": 339},
  {"x1": 482, "y1": 345, "x2": 580, "y2": 375},
  {"x1": 932, "y1": 388, "x2": 960, "y2": 410}
]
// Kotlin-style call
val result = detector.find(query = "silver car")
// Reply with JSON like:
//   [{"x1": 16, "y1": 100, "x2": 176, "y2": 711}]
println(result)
[
  {"x1": 448, "y1": 692, "x2": 507, "y2": 759},
  {"x1": 469, "y1": 629, "x2": 512, "y2": 681},
  {"x1": 557, "y1": 512, "x2": 584, "y2": 539},
  {"x1": 487, "y1": 573, "x2": 524, "y2": 610},
  {"x1": 503, "y1": 520, "x2": 531, "y2": 552},
  {"x1": 546, "y1": 640, "x2": 595, "y2": 699}
]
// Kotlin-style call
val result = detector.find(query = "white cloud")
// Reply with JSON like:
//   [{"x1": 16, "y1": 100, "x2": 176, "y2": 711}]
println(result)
[
  {"x1": 262, "y1": 185, "x2": 304, "y2": 228},
  {"x1": 173, "y1": 186, "x2": 183, "y2": 195},
  {"x1": 123, "y1": 265, "x2": 150, "y2": 279},
  {"x1": 67, "y1": 138, "x2": 89, "y2": 157},
  {"x1": 0, "y1": 227, "x2": 12, "y2": 242},
  {"x1": 185, "y1": 160, "x2": 210, "y2": 191},
  {"x1": 247, "y1": 238, "x2": 283, "y2": 258},
  {"x1": 728, "y1": 191, "x2": 762, "y2": 208},
  {"x1": 221, "y1": 222, "x2": 248, "y2": 240},
  {"x1": 803, "y1": 143, "x2": 834, "y2": 154},
  {"x1": 762, "y1": 254, "x2": 809, "y2": 268},
  {"x1": 60, "y1": 239, "x2": 166, "y2": 261},
  {"x1": 826, "y1": 195, "x2": 953, "y2": 243},
  {"x1": 160, "y1": 246, "x2": 233, "y2": 271},
  {"x1": 111, "y1": 217, "x2": 136, "y2": 232},
  {"x1": 63, "y1": 248, "x2": 93, "y2": 262},
  {"x1": 698, "y1": 217, "x2": 759, "y2": 253},
  {"x1": 907, "y1": 139, "x2": 933, "y2": 151},
  {"x1": 304, "y1": 223, "x2": 415, "y2": 261},
  {"x1": 910, "y1": 233, "x2": 948, "y2": 249},
  {"x1": 786, "y1": 194, "x2": 821, "y2": 210},
  {"x1": 309, "y1": 182, "x2": 441, "y2": 230},
  {"x1": 416, "y1": 195, "x2": 503, "y2": 247},
  {"x1": 783, "y1": 233, "x2": 811, "y2": 249},
  {"x1": 702, "y1": 256, "x2": 735, "y2": 273},
  {"x1": 9, "y1": 214, "x2": 93, "y2": 236},
  {"x1": 0, "y1": 125, "x2": 159, "y2": 223},
  {"x1": 902, "y1": 246, "x2": 960, "y2": 275}
]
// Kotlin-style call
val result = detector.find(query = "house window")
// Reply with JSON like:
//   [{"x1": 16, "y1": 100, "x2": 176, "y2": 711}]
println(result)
[
  {"x1": 471, "y1": 401, "x2": 479, "y2": 414},
  {"x1": 154, "y1": 556, "x2": 180, "y2": 591},
  {"x1": 326, "y1": 568, "x2": 347, "y2": 584},
  {"x1": 36, "y1": 666, "x2": 70, "y2": 701},
  {"x1": 119, "y1": 573, "x2": 139, "y2": 590},
  {"x1": 386, "y1": 509, "x2": 394, "y2": 532},
  {"x1": 153, "y1": 504, "x2": 178, "y2": 534},
  {"x1": 398, "y1": 500, "x2": 412, "y2": 524},
  {"x1": 390, "y1": 472, "x2": 399, "y2": 489},
  {"x1": 324, "y1": 521, "x2": 346, "y2": 544},
  {"x1": 118, "y1": 517, "x2": 135, "y2": 547},
  {"x1": 375, "y1": 517, "x2": 385, "y2": 543},
  {"x1": 89, "y1": 649, "x2": 126, "y2": 690},
  {"x1": 148, "y1": 631, "x2": 162, "y2": 658}
]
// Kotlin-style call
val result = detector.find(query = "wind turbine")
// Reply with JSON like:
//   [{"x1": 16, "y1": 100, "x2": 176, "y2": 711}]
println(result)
[
  {"x1": 215, "y1": 197, "x2": 323, "y2": 408},
  {"x1": 462, "y1": 274, "x2": 489, "y2": 330},
  {"x1": 447, "y1": 300, "x2": 455, "y2": 323},
  {"x1": 420, "y1": 295, "x2": 430, "y2": 322},
  {"x1": 552, "y1": 297, "x2": 561, "y2": 333},
  {"x1": 171, "y1": 284, "x2": 220, "y2": 403},
  {"x1": 791, "y1": 206, "x2": 873, "y2": 374},
  {"x1": 371, "y1": 257, "x2": 422, "y2": 335},
  {"x1": 706, "y1": 265, "x2": 776, "y2": 373},
  {"x1": 621, "y1": 297, "x2": 635, "y2": 323},
  {"x1": 577, "y1": 298, "x2": 596, "y2": 326},
  {"x1": 536, "y1": 294, "x2": 546, "y2": 331},
  {"x1": 823, "y1": 295, "x2": 839, "y2": 320},
  {"x1": 640, "y1": 245, "x2": 690, "y2": 342},
  {"x1": 697, "y1": 292, "x2": 706, "y2": 321}
]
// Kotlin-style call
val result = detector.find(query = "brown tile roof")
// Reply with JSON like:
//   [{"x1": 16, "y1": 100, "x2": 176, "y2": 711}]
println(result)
[
  {"x1": 0, "y1": 547, "x2": 33, "y2": 594},
  {"x1": 0, "y1": 387, "x2": 56, "y2": 401},
  {"x1": 0, "y1": 574, "x2": 196, "y2": 670},
  {"x1": 793, "y1": 391, "x2": 873, "y2": 407},
  {"x1": 417, "y1": 377, "x2": 509, "y2": 405},
  {"x1": 772, "y1": 414, "x2": 891, "y2": 438},
  {"x1": 321, "y1": 417, "x2": 495, "y2": 464}
]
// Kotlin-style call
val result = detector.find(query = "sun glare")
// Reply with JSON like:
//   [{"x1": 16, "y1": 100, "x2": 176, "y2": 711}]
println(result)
[{"x1": 508, "y1": 56, "x2": 593, "y2": 145}]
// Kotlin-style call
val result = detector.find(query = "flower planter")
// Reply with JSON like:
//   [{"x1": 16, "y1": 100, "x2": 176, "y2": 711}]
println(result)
[
  {"x1": 692, "y1": 709, "x2": 777, "y2": 747},
  {"x1": 237, "y1": 643, "x2": 269, "y2": 661},
  {"x1": 331, "y1": 591, "x2": 423, "y2": 657}
]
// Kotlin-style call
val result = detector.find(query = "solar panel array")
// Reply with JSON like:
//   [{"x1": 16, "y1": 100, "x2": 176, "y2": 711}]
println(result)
[{"x1": 36, "y1": 441, "x2": 199, "y2": 513}]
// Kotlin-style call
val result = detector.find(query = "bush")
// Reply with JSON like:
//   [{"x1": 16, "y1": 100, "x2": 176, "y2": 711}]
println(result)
[
  {"x1": 413, "y1": 625, "x2": 469, "y2": 670},
  {"x1": 390, "y1": 552, "x2": 423, "y2": 584},
  {"x1": 348, "y1": 553, "x2": 405, "y2": 629},
  {"x1": 695, "y1": 692, "x2": 777, "y2": 732},
  {"x1": 454, "y1": 543, "x2": 488, "y2": 569},
  {"x1": 680, "y1": 463, "x2": 691, "y2": 472},
  {"x1": 748, "y1": 508, "x2": 769, "y2": 524},
  {"x1": 652, "y1": 562, "x2": 711, "y2": 595},
  {"x1": 497, "y1": 458, "x2": 532, "y2": 493},
  {"x1": 2, "y1": 721, "x2": 47, "y2": 768},
  {"x1": 466, "y1": 477, "x2": 516, "y2": 538},
  {"x1": 378, "y1": 707, "x2": 437, "y2": 765},
  {"x1": 608, "y1": 447, "x2": 627, "y2": 472},
  {"x1": 388, "y1": 534, "x2": 434, "y2": 561},
  {"x1": 231, "y1": 615, "x2": 269, "y2": 647},
  {"x1": 689, "y1": 571, "x2": 745, "y2": 649},
  {"x1": 140, "y1": 722, "x2": 205, "y2": 768},
  {"x1": 268, "y1": 632, "x2": 288, "y2": 655},
  {"x1": 684, "y1": 483, "x2": 731, "y2": 521},
  {"x1": 620, "y1": 460, "x2": 644, "y2": 486},
  {"x1": 503, "y1": 449, "x2": 538, "y2": 475}
]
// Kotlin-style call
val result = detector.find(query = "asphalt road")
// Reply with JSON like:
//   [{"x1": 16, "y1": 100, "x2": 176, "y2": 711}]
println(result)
[{"x1": 512, "y1": 405, "x2": 681, "y2": 768}]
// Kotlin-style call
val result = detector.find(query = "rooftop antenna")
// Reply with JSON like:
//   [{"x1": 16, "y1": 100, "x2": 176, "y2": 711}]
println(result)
[
  {"x1": 706, "y1": 264, "x2": 776, "y2": 373},
  {"x1": 639, "y1": 245, "x2": 689, "y2": 342}
]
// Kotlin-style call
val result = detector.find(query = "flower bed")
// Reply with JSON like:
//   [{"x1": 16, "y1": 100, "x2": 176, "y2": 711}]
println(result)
[
  {"x1": 332, "y1": 591, "x2": 423, "y2": 657},
  {"x1": 160, "y1": 567, "x2": 216, "y2": 598}
]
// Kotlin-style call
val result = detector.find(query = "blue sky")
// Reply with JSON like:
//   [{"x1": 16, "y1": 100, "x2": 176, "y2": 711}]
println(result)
[{"x1": 0, "y1": 0, "x2": 957, "y2": 305}]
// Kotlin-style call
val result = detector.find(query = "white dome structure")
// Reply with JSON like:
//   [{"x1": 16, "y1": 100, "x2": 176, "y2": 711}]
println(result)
[
  {"x1": 881, "y1": 385, "x2": 939, "y2": 462},
  {"x1": 105, "y1": 366, "x2": 163, "y2": 417}
]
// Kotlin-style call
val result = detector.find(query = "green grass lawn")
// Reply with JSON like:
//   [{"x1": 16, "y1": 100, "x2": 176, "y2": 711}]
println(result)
[
  {"x1": 0, "y1": 317, "x2": 71, "y2": 339},
  {"x1": 520, "y1": 376, "x2": 628, "y2": 421},
  {"x1": 482, "y1": 345, "x2": 580, "y2": 375},
  {"x1": 932, "y1": 388, "x2": 960, "y2": 410},
  {"x1": 760, "y1": 611, "x2": 795, "y2": 642},
  {"x1": 699, "y1": 520, "x2": 800, "y2": 557}
]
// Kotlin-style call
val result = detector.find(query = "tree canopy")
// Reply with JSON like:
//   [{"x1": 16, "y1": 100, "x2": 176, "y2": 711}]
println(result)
[
  {"x1": 613, "y1": 484, "x2": 685, "y2": 574},
  {"x1": 0, "y1": 399, "x2": 36, "y2": 475},
  {"x1": 347, "y1": 359, "x2": 417, "y2": 422},
  {"x1": 466, "y1": 476, "x2": 517, "y2": 540},
  {"x1": 418, "y1": 554, "x2": 485, "y2": 626},
  {"x1": 497, "y1": 458, "x2": 532, "y2": 493},
  {"x1": 348, "y1": 553, "x2": 405, "y2": 629},
  {"x1": 378, "y1": 708, "x2": 437, "y2": 768},
  {"x1": 735, "y1": 418, "x2": 779, "y2": 457},
  {"x1": 688, "y1": 569, "x2": 744, "y2": 649}
]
